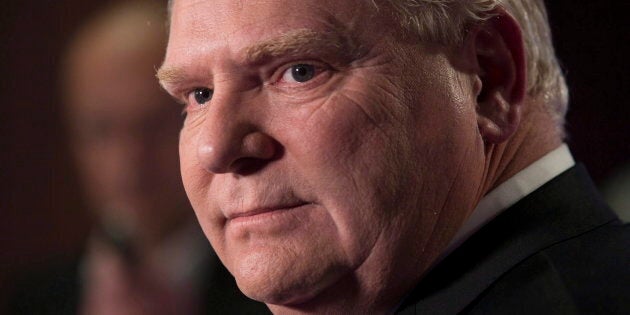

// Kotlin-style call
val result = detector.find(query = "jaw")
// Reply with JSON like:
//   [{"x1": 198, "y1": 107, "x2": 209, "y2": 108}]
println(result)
[{"x1": 263, "y1": 220, "x2": 432, "y2": 314}]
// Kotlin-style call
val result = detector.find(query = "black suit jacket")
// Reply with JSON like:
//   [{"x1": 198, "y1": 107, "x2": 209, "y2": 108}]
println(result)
[{"x1": 397, "y1": 165, "x2": 630, "y2": 314}]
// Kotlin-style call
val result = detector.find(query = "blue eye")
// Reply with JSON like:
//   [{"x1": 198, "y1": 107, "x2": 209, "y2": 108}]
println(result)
[
  {"x1": 283, "y1": 64, "x2": 316, "y2": 83},
  {"x1": 193, "y1": 87, "x2": 213, "y2": 104}
]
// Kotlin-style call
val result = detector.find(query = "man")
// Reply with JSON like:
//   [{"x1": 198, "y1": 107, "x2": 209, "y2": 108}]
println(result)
[
  {"x1": 158, "y1": 0, "x2": 629, "y2": 314},
  {"x1": 9, "y1": 1, "x2": 267, "y2": 314}
]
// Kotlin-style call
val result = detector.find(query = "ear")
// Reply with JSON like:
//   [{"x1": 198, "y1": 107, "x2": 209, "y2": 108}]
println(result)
[{"x1": 467, "y1": 8, "x2": 526, "y2": 144}]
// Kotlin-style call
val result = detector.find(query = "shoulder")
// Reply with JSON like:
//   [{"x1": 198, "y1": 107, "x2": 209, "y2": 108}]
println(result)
[
  {"x1": 397, "y1": 166, "x2": 629, "y2": 315},
  {"x1": 467, "y1": 220, "x2": 630, "y2": 315}
]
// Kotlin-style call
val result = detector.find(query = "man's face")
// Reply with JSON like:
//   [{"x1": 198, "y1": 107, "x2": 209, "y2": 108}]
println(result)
[
  {"x1": 67, "y1": 36, "x2": 188, "y2": 242},
  {"x1": 163, "y1": 0, "x2": 485, "y2": 306}
]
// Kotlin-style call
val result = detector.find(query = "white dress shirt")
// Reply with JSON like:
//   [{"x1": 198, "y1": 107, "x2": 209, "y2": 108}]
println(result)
[{"x1": 442, "y1": 144, "x2": 575, "y2": 259}]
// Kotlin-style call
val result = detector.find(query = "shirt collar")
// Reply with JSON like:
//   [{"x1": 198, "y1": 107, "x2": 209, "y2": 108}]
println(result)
[{"x1": 442, "y1": 143, "x2": 575, "y2": 259}]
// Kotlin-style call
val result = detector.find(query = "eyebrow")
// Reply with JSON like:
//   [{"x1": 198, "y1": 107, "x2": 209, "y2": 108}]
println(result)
[
  {"x1": 245, "y1": 28, "x2": 362, "y2": 64},
  {"x1": 156, "y1": 66, "x2": 186, "y2": 89},
  {"x1": 156, "y1": 28, "x2": 364, "y2": 88}
]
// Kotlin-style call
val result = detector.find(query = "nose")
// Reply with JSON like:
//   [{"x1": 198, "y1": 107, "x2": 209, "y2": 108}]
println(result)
[{"x1": 196, "y1": 94, "x2": 279, "y2": 175}]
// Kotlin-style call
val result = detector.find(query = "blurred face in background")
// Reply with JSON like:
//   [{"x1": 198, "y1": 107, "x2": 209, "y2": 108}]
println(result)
[{"x1": 64, "y1": 10, "x2": 189, "y2": 245}]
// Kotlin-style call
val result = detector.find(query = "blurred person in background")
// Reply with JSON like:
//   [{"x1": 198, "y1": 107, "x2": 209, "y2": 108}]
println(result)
[{"x1": 8, "y1": 1, "x2": 268, "y2": 314}]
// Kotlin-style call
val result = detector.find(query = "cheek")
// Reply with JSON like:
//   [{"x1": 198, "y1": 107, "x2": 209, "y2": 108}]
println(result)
[
  {"x1": 291, "y1": 75, "x2": 410, "y2": 170},
  {"x1": 178, "y1": 117, "x2": 213, "y2": 190},
  {"x1": 294, "y1": 93, "x2": 386, "y2": 187},
  {"x1": 178, "y1": 130, "x2": 195, "y2": 194},
  {"x1": 178, "y1": 128, "x2": 210, "y2": 215},
  {"x1": 280, "y1": 91, "x2": 411, "y2": 263},
  {"x1": 401, "y1": 66, "x2": 485, "y2": 244},
  {"x1": 412, "y1": 69, "x2": 480, "y2": 177}
]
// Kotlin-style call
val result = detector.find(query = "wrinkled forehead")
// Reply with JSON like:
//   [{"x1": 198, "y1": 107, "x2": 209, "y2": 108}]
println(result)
[{"x1": 165, "y1": 0, "x2": 385, "y2": 61}]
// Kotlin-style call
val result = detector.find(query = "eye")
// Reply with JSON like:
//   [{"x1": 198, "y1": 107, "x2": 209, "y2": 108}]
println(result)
[
  {"x1": 281, "y1": 64, "x2": 316, "y2": 83},
  {"x1": 192, "y1": 87, "x2": 213, "y2": 105}
]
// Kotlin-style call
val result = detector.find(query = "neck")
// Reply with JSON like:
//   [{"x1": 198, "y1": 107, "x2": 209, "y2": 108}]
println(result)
[{"x1": 480, "y1": 99, "x2": 563, "y2": 198}]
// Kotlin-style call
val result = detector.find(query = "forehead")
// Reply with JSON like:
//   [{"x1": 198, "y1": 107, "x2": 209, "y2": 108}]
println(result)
[{"x1": 165, "y1": 0, "x2": 383, "y2": 64}]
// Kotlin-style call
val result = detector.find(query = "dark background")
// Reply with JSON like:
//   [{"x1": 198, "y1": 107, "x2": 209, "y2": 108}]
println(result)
[{"x1": 1, "y1": 0, "x2": 628, "y2": 311}]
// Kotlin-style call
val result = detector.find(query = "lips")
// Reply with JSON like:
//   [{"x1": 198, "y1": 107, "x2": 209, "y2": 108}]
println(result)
[
  {"x1": 225, "y1": 200, "x2": 309, "y2": 220},
  {"x1": 223, "y1": 200, "x2": 312, "y2": 234}
]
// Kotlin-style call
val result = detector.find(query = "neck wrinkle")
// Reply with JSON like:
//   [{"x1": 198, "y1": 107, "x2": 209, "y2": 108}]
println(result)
[{"x1": 481, "y1": 100, "x2": 562, "y2": 199}]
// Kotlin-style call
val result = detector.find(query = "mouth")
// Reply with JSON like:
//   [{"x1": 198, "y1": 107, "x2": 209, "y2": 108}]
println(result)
[
  {"x1": 225, "y1": 200, "x2": 311, "y2": 231},
  {"x1": 227, "y1": 201, "x2": 309, "y2": 220}
]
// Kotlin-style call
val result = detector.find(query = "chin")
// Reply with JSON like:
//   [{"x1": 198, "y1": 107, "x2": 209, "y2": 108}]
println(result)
[{"x1": 228, "y1": 242, "x2": 350, "y2": 306}]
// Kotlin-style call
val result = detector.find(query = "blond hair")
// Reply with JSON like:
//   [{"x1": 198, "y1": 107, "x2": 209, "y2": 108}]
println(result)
[{"x1": 382, "y1": 0, "x2": 568, "y2": 127}]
